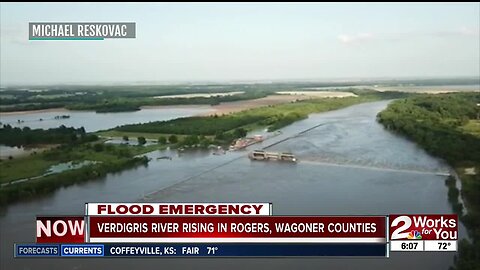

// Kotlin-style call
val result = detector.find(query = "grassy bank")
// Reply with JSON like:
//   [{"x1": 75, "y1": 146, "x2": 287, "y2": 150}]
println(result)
[
  {"x1": 0, "y1": 142, "x2": 150, "y2": 206},
  {"x1": 377, "y1": 93, "x2": 480, "y2": 270},
  {"x1": 112, "y1": 90, "x2": 410, "y2": 143},
  {"x1": 0, "y1": 141, "x2": 165, "y2": 184}
]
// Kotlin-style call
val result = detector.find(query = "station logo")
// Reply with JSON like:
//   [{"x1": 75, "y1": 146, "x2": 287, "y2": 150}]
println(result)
[
  {"x1": 407, "y1": 230, "x2": 422, "y2": 240},
  {"x1": 390, "y1": 215, "x2": 457, "y2": 240}
]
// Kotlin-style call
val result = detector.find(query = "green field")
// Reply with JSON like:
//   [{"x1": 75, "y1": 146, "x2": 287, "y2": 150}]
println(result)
[
  {"x1": 460, "y1": 120, "x2": 480, "y2": 137},
  {"x1": 0, "y1": 143, "x2": 156, "y2": 184},
  {"x1": 0, "y1": 156, "x2": 58, "y2": 184}
]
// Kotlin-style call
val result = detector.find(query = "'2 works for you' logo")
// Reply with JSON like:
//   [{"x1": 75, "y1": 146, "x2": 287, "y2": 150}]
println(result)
[{"x1": 390, "y1": 215, "x2": 457, "y2": 240}]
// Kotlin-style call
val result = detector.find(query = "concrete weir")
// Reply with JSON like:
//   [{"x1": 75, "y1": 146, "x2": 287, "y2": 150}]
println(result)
[
  {"x1": 299, "y1": 159, "x2": 450, "y2": 176},
  {"x1": 248, "y1": 150, "x2": 297, "y2": 162}
]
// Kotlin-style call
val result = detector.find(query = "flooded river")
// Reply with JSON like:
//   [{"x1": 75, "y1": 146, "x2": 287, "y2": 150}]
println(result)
[
  {"x1": 0, "y1": 100, "x2": 463, "y2": 270},
  {"x1": 0, "y1": 106, "x2": 213, "y2": 132}
]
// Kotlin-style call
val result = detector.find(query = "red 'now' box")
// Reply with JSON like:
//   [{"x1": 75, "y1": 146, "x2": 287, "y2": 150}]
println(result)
[
  {"x1": 36, "y1": 216, "x2": 85, "y2": 243},
  {"x1": 389, "y1": 214, "x2": 457, "y2": 241}
]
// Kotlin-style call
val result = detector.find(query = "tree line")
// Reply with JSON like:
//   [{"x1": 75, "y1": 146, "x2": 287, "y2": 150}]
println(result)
[
  {"x1": 377, "y1": 93, "x2": 480, "y2": 164},
  {"x1": 377, "y1": 93, "x2": 480, "y2": 270},
  {"x1": 0, "y1": 125, "x2": 97, "y2": 147}
]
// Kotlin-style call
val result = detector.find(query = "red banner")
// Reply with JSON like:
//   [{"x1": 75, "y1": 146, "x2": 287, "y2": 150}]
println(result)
[{"x1": 89, "y1": 216, "x2": 385, "y2": 238}]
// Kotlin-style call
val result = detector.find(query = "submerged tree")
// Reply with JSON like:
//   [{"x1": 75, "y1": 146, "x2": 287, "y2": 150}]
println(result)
[{"x1": 137, "y1": 136, "x2": 146, "y2": 145}]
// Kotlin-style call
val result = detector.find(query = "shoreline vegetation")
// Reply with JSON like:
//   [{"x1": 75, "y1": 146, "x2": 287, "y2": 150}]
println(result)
[
  {"x1": 377, "y1": 93, "x2": 480, "y2": 270},
  {"x1": 0, "y1": 139, "x2": 151, "y2": 206},
  {"x1": 0, "y1": 125, "x2": 96, "y2": 147},
  {"x1": 0, "y1": 125, "x2": 164, "y2": 205}
]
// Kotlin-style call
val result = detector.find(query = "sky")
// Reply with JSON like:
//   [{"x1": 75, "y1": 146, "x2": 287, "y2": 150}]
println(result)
[{"x1": 1, "y1": 3, "x2": 479, "y2": 85}]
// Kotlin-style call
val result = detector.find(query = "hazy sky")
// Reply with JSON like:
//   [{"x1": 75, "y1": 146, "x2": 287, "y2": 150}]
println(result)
[{"x1": 1, "y1": 3, "x2": 479, "y2": 85}]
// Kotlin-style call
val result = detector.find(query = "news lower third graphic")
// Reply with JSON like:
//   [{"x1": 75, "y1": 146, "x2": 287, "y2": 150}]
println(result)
[
  {"x1": 14, "y1": 203, "x2": 458, "y2": 258},
  {"x1": 29, "y1": 22, "x2": 136, "y2": 40}
]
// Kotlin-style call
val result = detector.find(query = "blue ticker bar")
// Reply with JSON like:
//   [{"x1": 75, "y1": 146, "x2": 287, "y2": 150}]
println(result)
[{"x1": 15, "y1": 243, "x2": 387, "y2": 257}]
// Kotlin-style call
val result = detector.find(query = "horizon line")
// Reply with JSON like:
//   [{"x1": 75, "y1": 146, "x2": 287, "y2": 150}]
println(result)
[{"x1": 1, "y1": 76, "x2": 479, "y2": 88}]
